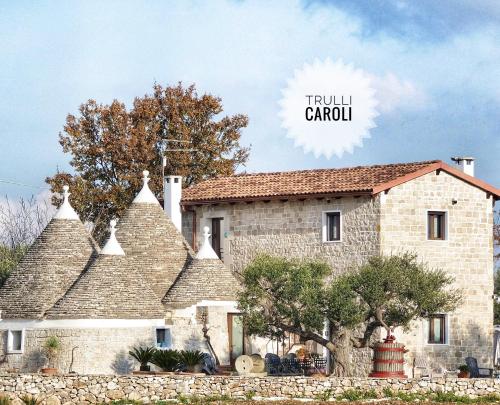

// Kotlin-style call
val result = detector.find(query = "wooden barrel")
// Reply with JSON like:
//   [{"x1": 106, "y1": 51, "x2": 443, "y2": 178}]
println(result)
[{"x1": 369, "y1": 340, "x2": 407, "y2": 378}]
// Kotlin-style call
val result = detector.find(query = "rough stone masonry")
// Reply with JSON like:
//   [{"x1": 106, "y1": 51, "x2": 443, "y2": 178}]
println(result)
[{"x1": 0, "y1": 374, "x2": 500, "y2": 403}]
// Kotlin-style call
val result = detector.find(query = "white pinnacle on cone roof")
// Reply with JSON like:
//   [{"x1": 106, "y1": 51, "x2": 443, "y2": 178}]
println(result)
[
  {"x1": 101, "y1": 219, "x2": 125, "y2": 256},
  {"x1": 53, "y1": 185, "x2": 80, "y2": 220},
  {"x1": 195, "y1": 226, "x2": 219, "y2": 260},
  {"x1": 133, "y1": 170, "x2": 160, "y2": 204}
]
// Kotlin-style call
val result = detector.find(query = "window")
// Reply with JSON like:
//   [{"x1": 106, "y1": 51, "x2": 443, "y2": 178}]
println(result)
[
  {"x1": 428, "y1": 314, "x2": 446, "y2": 344},
  {"x1": 428, "y1": 211, "x2": 446, "y2": 240},
  {"x1": 323, "y1": 211, "x2": 341, "y2": 242},
  {"x1": 155, "y1": 328, "x2": 172, "y2": 349},
  {"x1": 7, "y1": 329, "x2": 24, "y2": 353}
]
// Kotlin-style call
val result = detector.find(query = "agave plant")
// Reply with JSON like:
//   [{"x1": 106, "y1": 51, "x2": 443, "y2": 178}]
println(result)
[
  {"x1": 150, "y1": 349, "x2": 180, "y2": 372},
  {"x1": 129, "y1": 346, "x2": 156, "y2": 371},
  {"x1": 178, "y1": 350, "x2": 205, "y2": 372}
]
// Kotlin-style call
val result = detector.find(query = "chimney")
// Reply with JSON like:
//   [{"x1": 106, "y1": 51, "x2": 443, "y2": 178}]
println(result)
[
  {"x1": 451, "y1": 156, "x2": 475, "y2": 177},
  {"x1": 164, "y1": 175, "x2": 182, "y2": 231}
]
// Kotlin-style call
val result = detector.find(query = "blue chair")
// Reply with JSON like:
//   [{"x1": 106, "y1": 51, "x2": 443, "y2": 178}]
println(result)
[{"x1": 465, "y1": 357, "x2": 493, "y2": 378}]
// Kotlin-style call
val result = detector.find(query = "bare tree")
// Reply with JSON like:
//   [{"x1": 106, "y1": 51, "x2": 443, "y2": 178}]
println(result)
[
  {"x1": 0, "y1": 195, "x2": 52, "y2": 286},
  {"x1": 0, "y1": 195, "x2": 52, "y2": 249}
]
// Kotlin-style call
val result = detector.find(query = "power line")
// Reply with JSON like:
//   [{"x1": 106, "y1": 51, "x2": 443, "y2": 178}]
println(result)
[{"x1": 0, "y1": 179, "x2": 47, "y2": 190}]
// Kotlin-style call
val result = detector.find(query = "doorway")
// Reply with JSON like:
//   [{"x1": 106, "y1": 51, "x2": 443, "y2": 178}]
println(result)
[
  {"x1": 227, "y1": 313, "x2": 244, "y2": 366},
  {"x1": 211, "y1": 218, "x2": 223, "y2": 259}
]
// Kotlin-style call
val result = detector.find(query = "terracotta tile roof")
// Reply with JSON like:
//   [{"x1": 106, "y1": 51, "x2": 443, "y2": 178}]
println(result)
[
  {"x1": 181, "y1": 160, "x2": 500, "y2": 204},
  {"x1": 181, "y1": 160, "x2": 437, "y2": 204}
]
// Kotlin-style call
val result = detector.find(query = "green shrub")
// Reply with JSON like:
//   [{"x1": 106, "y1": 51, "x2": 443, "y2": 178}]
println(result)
[
  {"x1": 382, "y1": 387, "x2": 394, "y2": 398},
  {"x1": 178, "y1": 350, "x2": 204, "y2": 369},
  {"x1": 244, "y1": 390, "x2": 256, "y2": 401},
  {"x1": 314, "y1": 389, "x2": 332, "y2": 401},
  {"x1": 20, "y1": 396, "x2": 40, "y2": 405},
  {"x1": 129, "y1": 346, "x2": 156, "y2": 367},
  {"x1": 337, "y1": 388, "x2": 377, "y2": 401},
  {"x1": 0, "y1": 396, "x2": 11, "y2": 405},
  {"x1": 151, "y1": 349, "x2": 180, "y2": 372}
]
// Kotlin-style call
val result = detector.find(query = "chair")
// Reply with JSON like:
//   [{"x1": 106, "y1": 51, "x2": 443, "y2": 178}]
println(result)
[
  {"x1": 465, "y1": 357, "x2": 493, "y2": 378},
  {"x1": 265, "y1": 353, "x2": 281, "y2": 375},
  {"x1": 201, "y1": 352, "x2": 217, "y2": 375},
  {"x1": 413, "y1": 355, "x2": 432, "y2": 378}
]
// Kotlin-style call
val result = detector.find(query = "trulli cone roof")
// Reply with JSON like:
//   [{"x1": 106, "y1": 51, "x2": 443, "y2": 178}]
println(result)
[
  {"x1": 115, "y1": 170, "x2": 193, "y2": 298},
  {"x1": 0, "y1": 187, "x2": 99, "y2": 319},
  {"x1": 47, "y1": 220, "x2": 165, "y2": 319},
  {"x1": 163, "y1": 227, "x2": 240, "y2": 309}
]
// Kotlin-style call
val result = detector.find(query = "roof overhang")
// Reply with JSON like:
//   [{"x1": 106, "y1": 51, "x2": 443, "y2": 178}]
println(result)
[
  {"x1": 372, "y1": 161, "x2": 500, "y2": 200},
  {"x1": 181, "y1": 190, "x2": 373, "y2": 206}
]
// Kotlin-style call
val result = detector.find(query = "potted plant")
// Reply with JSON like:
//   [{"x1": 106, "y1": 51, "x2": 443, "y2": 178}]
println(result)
[
  {"x1": 129, "y1": 346, "x2": 156, "y2": 372},
  {"x1": 178, "y1": 350, "x2": 205, "y2": 373},
  {"x1": 458, "y1": 364, "x2": 470, "y2": 378},
  {"x1": 41, "y1": 336, "x2": 61, "y2": 375},
  {"x1": 150, "y1": 349, "x2": 180, "y2": 373}
]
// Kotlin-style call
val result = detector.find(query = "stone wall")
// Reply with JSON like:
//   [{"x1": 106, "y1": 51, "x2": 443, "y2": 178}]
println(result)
[
  {"x1": 0, "y1": 328, "x2": 155, "y2": 375},
  {"x1": 0, "y1": 374, "x2": 500, "y2": 403},
  {"x1": 380, "y1": 171, "x2": 495, "y2": 372},
  {"x1": 192, "y1": 196, "x2": 381, "y2": 274}
]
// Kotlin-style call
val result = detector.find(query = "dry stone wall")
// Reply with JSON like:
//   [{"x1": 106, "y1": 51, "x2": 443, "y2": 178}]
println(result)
[{"x1": 0, "y1": 374, "x2": 500, "y2": 403}]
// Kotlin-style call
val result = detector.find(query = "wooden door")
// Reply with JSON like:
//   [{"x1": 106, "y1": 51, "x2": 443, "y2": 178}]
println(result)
[{"x1": 211, "y1": 218, "x2": 222, "y2": 259}]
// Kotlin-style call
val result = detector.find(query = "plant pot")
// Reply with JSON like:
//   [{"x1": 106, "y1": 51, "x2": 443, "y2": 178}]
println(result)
[
  {"x1": 458, "y1": 371, "x2": 470, "y2": 378},
  {"x1": 41, "y1": 368, "x2": 58, "y2": 375},
  {"x1": 139, "y1": 365, "x2": 151, "y2": 372}
]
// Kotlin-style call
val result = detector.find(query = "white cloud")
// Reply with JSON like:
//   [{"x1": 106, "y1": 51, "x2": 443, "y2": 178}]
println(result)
[{"x1": 370, "y1": 73, "x2": 428, "y2": 114}]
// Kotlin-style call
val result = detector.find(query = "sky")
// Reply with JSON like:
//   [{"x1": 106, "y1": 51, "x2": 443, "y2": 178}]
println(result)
[{"x1": 0, "y1": 0, "x2": 499, "y2": 200}]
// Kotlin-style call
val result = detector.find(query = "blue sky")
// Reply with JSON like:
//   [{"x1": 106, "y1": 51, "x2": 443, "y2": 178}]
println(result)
[{"x1": 0, "y1": 0, "x2": 499, "y2": 199}]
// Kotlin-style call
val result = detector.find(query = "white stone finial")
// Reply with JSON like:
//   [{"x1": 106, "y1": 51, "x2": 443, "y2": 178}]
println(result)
[
  {"x1": 195, "y1": 226, "x2": 219, "y2": 260},
  {"x1": 101, "y1": 219, "x2": 125, "y2": 256},
  {"x1": 133, "y1": 169, "x2": 160, "y2": 205},
  {"x1": 53, "y1": 185, "x2": 80, "y2": 220}
]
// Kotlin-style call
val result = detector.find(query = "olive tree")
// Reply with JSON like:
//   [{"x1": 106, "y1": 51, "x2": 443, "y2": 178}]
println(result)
[{"x1": 237, "y1": 253, "x2": 462, "y2": 376}]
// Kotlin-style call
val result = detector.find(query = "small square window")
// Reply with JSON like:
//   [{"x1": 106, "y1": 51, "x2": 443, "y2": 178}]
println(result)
[
  {"x1": 7, "y1": 329, "x2": 24, "y2": 353},
  {"x1": 323, "y1": 212, "x2": 341, "y2": 242},
  {"x1": 156, "y1": 328, "x2": 172, "y2": 349},
  {"x1": 428, "y1": 211, "x2": 446, "y2": 240},
  {"x1": 428, "y1": 314, "x2": 446, "y2": 344}
]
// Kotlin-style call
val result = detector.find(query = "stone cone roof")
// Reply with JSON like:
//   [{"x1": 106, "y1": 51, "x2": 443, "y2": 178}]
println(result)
[
  {"x1": 115, "y1": 201, "x2": 193, "y2": 298},
  {"x1": 0, "y1": 218, "x2": 98, "y2": 319},
  {"x1": 163, "y1": 258, "x2": 240, "y2": 309},
  {"x1": 46, "y1": 254, "x2": 165, "y2": 319}
]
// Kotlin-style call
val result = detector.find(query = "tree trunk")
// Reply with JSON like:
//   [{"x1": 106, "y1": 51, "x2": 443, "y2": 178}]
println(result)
[{"x1": 330, "y1": 331, "x2": 353, "y2": 377}]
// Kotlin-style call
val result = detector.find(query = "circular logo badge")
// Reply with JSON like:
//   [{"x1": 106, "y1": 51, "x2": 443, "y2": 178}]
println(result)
[{"x1": 279, "y1": 58, "x2": 379, "y2": 158}]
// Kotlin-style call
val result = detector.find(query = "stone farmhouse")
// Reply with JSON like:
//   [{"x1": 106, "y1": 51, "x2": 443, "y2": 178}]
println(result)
[
  {"x1": 177, "y1": 158, "x2": 499, "y2": 375},
  {"x1": 0, "y1": 158, "x2": 498, "y2": 377}
]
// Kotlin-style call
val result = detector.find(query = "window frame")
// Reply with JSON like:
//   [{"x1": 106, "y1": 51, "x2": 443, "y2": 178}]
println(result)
[
  {"x1": 322, "y1": 210, "x2": 342, "y2": 243},
  {"x1": 427, "y1": 314, "x2": 448, "y2": 345},
  {"x1": 427, "y1": 210, "x2": 447, "y2": 241},
  {"x1": 155, "y1": 327, "x2": 172, "y2": 350},
  {"x1": 7, "y1": 329, "x2": 25, "y2": 354}
]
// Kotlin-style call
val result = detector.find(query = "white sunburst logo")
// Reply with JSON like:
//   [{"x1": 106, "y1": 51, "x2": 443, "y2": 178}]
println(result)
[{"x1": 279, "y1": 58, "x2": 379, "y2": 159}]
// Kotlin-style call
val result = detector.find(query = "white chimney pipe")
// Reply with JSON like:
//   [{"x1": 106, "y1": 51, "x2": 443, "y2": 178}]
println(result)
[
  {"x1": 451, "y1": 156, "x2": 475, "y2": 177},
  {"x1": 164, "y1": 175, "x2": 182, "y2": 231}
]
